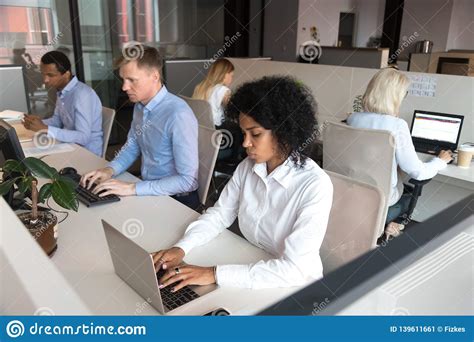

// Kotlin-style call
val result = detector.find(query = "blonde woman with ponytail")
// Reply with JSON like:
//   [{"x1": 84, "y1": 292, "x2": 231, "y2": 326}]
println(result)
[{"x1": 193, "y1": 58, "x2": 234, "y2": 127}]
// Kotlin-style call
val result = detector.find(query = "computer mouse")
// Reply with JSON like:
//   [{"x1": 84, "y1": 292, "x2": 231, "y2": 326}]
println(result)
[
  {"x1": 203, "y1": 308, "x2": 231, "y2": 316},
  {"x1": 59, "y1": 167, "x2": 78, "y2": 176}
]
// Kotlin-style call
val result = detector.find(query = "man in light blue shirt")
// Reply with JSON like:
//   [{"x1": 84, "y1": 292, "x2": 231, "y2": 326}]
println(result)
[
  {"x1": 23, "y1": 51, "x2": 103, "y2": 156},
  {"x1": 81, "y1": 45, "x2": 199, "y2": 209}
]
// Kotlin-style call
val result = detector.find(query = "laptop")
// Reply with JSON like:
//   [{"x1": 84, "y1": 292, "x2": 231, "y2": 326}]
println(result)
[
  {"x1": 410, "y1": 110, "x2": 464, "y2": 155},
  {"x1": 101, "y1": 220, "x2": 217, "y2": 314}
]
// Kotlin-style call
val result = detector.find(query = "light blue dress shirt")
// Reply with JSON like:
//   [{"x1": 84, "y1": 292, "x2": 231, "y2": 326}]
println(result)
[
  {"x1": 43, "y1": 76, "x2": 103, "y2": 156},
  {"x1": 108, "y1": 86, "x2": 199, "y2": 196}
]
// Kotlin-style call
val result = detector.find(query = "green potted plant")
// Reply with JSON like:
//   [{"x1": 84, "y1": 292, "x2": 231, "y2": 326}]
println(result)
[
  {"x1": 353, "y1": 95, "x2": 364, "y2": 113},
  {"x1": 0, "y1": 157, "x2": 78, "y2": 256}
]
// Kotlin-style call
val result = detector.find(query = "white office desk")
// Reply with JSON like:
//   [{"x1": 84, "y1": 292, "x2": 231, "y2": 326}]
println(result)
[
  {"x1": 410, "y1": 153, "x2": 473, "y2": 221},
  {"x1": 21, "y1": 144, "x2": 300, "y2": 315}
]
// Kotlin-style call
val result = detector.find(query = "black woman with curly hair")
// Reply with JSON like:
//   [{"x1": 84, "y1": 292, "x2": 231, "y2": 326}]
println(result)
[{"x1": 152, "y1": 76, "x2": 333, "y2": 290}]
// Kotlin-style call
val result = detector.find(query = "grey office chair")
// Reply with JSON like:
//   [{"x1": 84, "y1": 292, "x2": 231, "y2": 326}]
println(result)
[
  {"x1": 321, "y1": 171, "x2": 384, "y2": 274},
  {"x1": 178, "y1": 95, "x2": 215, "y2": 129},
  {"x1": 180, "y1": 94, "x2": 242, "y2": 197},
  {"x1": 323, "y1": 122, "x2": 431, "y2": 238},
  {"x1": 101, "y1": 106, "x2": 116, "y2": 159},
  {"x1": 197, "y1": 125, "x2": 222, "y2": 210}
]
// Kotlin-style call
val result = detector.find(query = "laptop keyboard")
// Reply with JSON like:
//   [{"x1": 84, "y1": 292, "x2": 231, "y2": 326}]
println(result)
[
  {"x1": 415, "y1": 142, "x2": 441, "y2": 155},
  {"x1": 156, "y1": 269, "x2": 200, "y2": 310}
]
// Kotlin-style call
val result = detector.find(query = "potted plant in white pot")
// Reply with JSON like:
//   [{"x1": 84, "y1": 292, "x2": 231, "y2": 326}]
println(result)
[{"x1": 0, "y1": 157, "x2": 78, "y2": 256}]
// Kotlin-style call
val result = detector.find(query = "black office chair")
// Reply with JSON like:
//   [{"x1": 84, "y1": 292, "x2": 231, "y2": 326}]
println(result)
[
  {"x1": 210, "y1": 122, "x2": 245, "y2": 201},
  {"x1": 390, "y1": 178, "x2": 432, "y2": 225}
]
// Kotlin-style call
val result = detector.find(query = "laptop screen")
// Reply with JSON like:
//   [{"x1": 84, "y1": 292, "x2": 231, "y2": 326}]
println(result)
[{"x1": 411, "y1": 111, "x2": 463, "y2": 144}]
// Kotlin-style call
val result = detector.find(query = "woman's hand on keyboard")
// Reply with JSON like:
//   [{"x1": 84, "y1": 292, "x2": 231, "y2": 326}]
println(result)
[
  {"x1": 80, "y1": 167, "x2": 114, "y2": 189},
  {"x1": 438, "y1": 150, "x2": 453, "y2": 163},
  {"x1": 159, "y1": 265, "x2": 215, "y2": 293},
  {"x1": 152, "y1": 247, "x2": 185, "y2": 272}
]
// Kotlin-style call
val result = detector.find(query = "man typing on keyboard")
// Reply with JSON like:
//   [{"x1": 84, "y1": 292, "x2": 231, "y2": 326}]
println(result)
[{"x1": 80, "y1": 45, "x2": 199, "y2": 210}]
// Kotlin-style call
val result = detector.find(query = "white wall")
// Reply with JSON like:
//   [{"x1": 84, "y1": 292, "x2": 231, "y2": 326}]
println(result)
[
  {"x1": 297, "y1": 0, "x2": 385, "y2": 50},
  {"x1": 354, "y1": 0, "x2": 385, "y2": 47},
  {"x1": 446, "y1": 0, "x2": 474, "y2": 51}
]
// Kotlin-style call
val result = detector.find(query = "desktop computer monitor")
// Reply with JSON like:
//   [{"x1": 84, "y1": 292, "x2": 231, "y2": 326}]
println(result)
[
  {"x1": 0, "y1": 119, "x2": 27, "y2": 206},
  {"x1": 0, "y1": 65, "x2": 31, "y2": 113},
  {"x1": 0, "y1": 119, "x2": 26, "y2": 166}
]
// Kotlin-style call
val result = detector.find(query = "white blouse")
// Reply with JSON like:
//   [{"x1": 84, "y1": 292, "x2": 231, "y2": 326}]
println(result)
[
  {"x1": 208, "y1": 84, "x2": 230, "y2": 126},
  {"x1": 174, "y1": 157, "x2": 333, "y2": 289},
  {"x1": 347, "y1": 112, "x2": 447, "y2": 205}
]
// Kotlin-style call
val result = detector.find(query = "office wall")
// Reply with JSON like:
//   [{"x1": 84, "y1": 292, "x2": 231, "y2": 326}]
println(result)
[
  {"x1": 228, "y1": 58, "x2": 473, "y2": 144},
  {"x1": 297, "y1": 0, "x2": 385, "y2": 49},
  {"x1": 399, "y1": 0, "x2": 454, "y2": 59},
  {"x1": 446, "y1": 0, "x2": 474, "y2": 51}
]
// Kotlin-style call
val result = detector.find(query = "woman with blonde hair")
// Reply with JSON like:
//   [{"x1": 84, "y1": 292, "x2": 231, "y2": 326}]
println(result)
[
  {"x1": 346, "y1": 68, "x2": 452, "y2": 238},
  {"x1": 193, "y1": 58, "x2": 234, "y2": 127}
]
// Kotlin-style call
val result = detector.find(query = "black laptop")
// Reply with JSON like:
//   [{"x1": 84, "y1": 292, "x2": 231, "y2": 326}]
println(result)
[{"x1": 410, "y1": 110, "x2": 464, "y2": 155}]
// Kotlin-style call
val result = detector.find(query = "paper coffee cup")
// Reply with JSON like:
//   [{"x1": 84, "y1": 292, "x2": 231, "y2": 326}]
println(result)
[{"x1": 457, "y1": 144, "x2": 474, "y2": 168}]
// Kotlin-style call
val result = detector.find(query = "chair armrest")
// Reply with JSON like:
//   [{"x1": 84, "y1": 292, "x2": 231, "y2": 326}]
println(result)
[{"x1": 408, "y1": 178, "x2": 432, "y2": 187}]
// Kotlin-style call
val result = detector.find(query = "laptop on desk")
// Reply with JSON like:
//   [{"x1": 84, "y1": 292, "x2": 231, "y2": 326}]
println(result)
[
  {"x1": 410, "y1": 110, "x2": 464, "y2": 155},
  {"x1": 101, "y1": 220, "x2": 217, "y2": 314}
]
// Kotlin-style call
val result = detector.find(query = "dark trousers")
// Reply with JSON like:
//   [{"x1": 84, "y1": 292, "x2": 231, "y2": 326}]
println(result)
[
  {"x1": 171, "y1": 190, "x2": 200, "y2": 211},
  {"x1": 385, "y1": 193, "x2": 412, "y2": 224}
]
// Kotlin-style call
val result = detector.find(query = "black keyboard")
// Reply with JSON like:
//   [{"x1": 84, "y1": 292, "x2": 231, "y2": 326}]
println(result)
[
  {"x1": 75, "y1": 182, "x2": 121, "y2": 207},
  {"x1": 156, "y1": 269, "x2": 200, "y2": 311},
  {"x1": 61, "y1": 171, "x2": 121, "y2": 207},
  {"x1": 415, "y1": 143, "x2": 441, "y2": 155}
]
